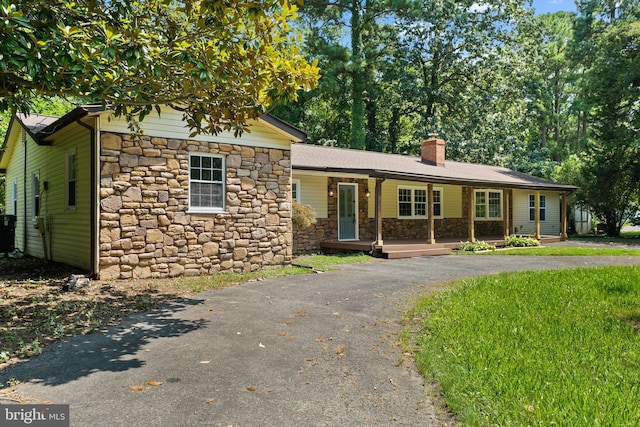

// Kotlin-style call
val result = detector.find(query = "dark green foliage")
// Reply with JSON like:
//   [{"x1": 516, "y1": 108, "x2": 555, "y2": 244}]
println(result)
[
  {"x1": 506, "y1": 235, "x2": 541, "y2": 247},
  {"x1": 569, "y1": 6, "x2": 640, "y2": 235},
  {"x1": 292, "y1": 201, "x2": 317, "y2": 229},
  {"x1": 0, "y1": 1, "x2": 319, "y2": 136},
  {"x1": 458, "y1": 241, "x2": 496, "y2": 252}
]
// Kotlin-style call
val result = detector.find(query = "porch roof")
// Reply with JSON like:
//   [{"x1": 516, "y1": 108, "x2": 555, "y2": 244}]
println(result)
[{"x1": 292, "y1": 144, "x2": 576, "y2": 192}]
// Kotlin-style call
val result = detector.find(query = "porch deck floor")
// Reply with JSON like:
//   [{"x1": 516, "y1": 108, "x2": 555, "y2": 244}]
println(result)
[{"x1": 319, "y1": 235, "x2": 564, "y2": 259}]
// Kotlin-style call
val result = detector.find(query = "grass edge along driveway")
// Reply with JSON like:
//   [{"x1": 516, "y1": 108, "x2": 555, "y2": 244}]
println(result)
[{"x1": 408, "y1": 265, "x2": 640, "y2": 427}]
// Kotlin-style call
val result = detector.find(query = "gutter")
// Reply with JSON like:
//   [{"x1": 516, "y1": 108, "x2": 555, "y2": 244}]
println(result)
[
  {"x1": 292, "y1": 166, "x2": 577, "y2": 193},
  {"x1": 258, "y1": 114, "x2": 307, "y2": 143},
  {"x1": 368, "y1": 170, "x2": 578, "y2": 193}
]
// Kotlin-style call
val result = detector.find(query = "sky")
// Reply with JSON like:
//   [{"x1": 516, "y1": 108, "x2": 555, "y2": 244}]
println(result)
[{"x1": 530, "y1": 0, "x2": 577, "y2": 15}]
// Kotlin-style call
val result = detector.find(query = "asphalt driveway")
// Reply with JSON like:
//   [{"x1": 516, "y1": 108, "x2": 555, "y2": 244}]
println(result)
[{"x1": 1, "y1": 254, "x2": 639, "y2": 426}]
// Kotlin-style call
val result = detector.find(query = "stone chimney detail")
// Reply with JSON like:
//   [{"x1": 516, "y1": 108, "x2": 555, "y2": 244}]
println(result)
[{"x1": 421, "y1": 137, "x2": 446, "y2": 166}]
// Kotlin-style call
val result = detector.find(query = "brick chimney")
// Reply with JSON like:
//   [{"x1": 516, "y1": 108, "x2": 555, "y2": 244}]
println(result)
[{"x1": 421, "y1": 137, "x2": 446, "y2": 167}]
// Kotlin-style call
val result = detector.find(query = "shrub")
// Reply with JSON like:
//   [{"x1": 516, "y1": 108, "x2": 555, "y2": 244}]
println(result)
[
  {"x1": 292, "y1": 201, "x2": 317, "y2": 229},
  {"x1": 459, "y1": 240, "x2": 495, "y2": 252},
  {"x1": 506, "y1": 235, "x2": 540, "y2": 247}
]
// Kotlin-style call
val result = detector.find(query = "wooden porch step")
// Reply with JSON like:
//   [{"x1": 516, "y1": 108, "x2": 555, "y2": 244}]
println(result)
[
  {"x1": 382, "y1": 247, "x2": 452, "y2": 259},
  {"x1": 540, "y1": 236, "x2": 563, "y2": 244},
  {"x1": 382, "y1": 244, "x2": 436, "y2": 252}
]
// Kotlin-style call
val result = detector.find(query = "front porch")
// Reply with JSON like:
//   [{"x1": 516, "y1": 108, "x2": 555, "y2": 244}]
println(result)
[
  {"x1": 320, "y1": 235, "x2": 564, "y2": 259},
  {"x1": 292, "y1": 176, "x2": 571, "y2": 257}
]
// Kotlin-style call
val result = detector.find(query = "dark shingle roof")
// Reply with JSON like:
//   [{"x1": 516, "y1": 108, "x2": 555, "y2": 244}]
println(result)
[
  {"x1": 16, "y1": 105, "x2": 103, "y2": 142},
  {"x1": 292, "y1": 143, "x2": 576, "y2": 192},
  {"x1": 17, "y1": 114, "x2": 59, "y2": 135}
]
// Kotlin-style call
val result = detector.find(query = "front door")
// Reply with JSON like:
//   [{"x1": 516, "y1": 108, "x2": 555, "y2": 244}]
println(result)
[{"x1": 338, "y1": 183, "x2": 358, "y2": 240}]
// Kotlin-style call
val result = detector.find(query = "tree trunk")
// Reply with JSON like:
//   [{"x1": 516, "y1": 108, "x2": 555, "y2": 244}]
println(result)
[
  {"x1": 365, "y1": 98, "x2": 377, "y2": 151},
  {"x1": 388, "y1": 107, "x2": 400, "y2": 154},
  {"x1": 350, "y1": 0, "x2": 366, "y2": 150}
]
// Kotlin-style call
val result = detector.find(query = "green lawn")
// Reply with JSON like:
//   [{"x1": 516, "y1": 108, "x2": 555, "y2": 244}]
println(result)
[
  {"x1": 410, "y1": 266, "x2": 640, "y2": 426},
  {"x1": 293, "y1": 252, "x2": 373, "y2": 270},
  {"x1": 490, "y1": 246, "x2": 640, "y2": 256}
]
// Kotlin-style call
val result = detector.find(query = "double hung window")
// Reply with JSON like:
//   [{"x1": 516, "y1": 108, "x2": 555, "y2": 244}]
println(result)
[
  {"x1": 12, "y1": 182, "x2": 17, "y2": 215},
  {"x1": 292, "y1": 179, "x2": 301, "y2": 202},
  {"x1": 529, "y1": 194, "x2": 546, "y2": 221},
  {"x1": 475, "y1": 190, "x2": 502, "y2": 220},
  {"x1": 189, "y1": 154, "x2": 225, "y2": 213},
  {"x1": 66, "y1": 151, "x2": 77, "y2": 208},
  {"x1": 398, "y1": 186, "x2": 427, "y2": 218},
  {"x1": 32, "y1": 174, "x2": 40, "y2": 219},
  {"x1": 398, "y1": 186, "x2": 443, "y2": 219}
]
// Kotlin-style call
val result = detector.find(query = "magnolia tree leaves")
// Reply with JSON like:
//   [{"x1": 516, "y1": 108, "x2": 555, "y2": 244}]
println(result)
[{"x1": 0, "y1": 0, "x2": 319, "y2": 135}]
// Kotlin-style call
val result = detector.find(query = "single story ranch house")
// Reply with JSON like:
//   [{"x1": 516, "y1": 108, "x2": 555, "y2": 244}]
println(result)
[
  {"x1": 291, "y1": 140, "x2": 576, "y2": 258},
  {"x1": 1, "y1": 105, "x2": 575, "y2": 277}
]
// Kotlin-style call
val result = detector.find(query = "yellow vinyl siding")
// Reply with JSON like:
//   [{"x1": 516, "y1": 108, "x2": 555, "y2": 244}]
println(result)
[
  {"x1": 2, "y1": 123, "x2": 91, "y2": 269},
  {"x1": 512, "y1": 190, "x2": 561, "y2": 236},
  {"x1": 371, "y1": 180, "x2": 463, "y2": 219},
  {"x1": 98, "y1": 107, "x2": 292, "y2": 150},
  {"x1": 24, "y1": 130, "x2": 46, "y2": 259},
  {"x1": 44, "y1": 123, "x2": 92, "y2": 269},
  {"x1": 442, "y1": 185, "x2": 462, "y2": 218},
  {"x1": 293, "y1": 174, "x2": 328, "y2": 218},
  {"x1": 382, "y1": 180, "x2": 409, "y2": 218},
  {"x1": 3, "y1": 127, "x2": 26, "y2": 253}
]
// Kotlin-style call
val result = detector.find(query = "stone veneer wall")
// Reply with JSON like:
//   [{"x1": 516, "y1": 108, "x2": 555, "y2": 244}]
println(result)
[
  {"x1": 98, "y1": 132, "x2": 292, "y2": 279},
  {"x1": 293, "y1": 218, "x2": 331, "y2": 254}
]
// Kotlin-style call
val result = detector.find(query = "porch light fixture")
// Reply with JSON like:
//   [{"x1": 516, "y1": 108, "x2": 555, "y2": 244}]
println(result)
[
  {"x1": 365, "y1": 187, "x2": 370, "y2": 198},
  {"x1": 328, "y1": 185, "x2": 334, "y2": 197}
]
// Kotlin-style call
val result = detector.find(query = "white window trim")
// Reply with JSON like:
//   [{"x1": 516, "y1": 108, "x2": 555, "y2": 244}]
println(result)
[
  {"x1": 32, "y1": 173, "x2": 40, "y2": 220},
  {"x1": 292, "y1": 179, "x2": 301, "y2": 203},
  {"x1": 529, "y1": 194, "x2": 547, "y2": 222},
  {"x1": 397, "y1": 185, "x2": 444, "y2": 219},
  {"x1": 474, "y1": 189, "x2": 503, "y2": 221},
  {"x1": 66, "y1": 150, "x2": 77, "y2": 210},
  {"x1": 12, "y1": 181, "x2": 17, "y2": 215},
  {"x1": 432, "y1": 187, "x2": 444, "y2": 219},
  {"x1": 397, "y1": 185, "x2": 428, "y2": 219},
  {"x1": 188, "y1": 153, "x2": 226, "y2": 214}
]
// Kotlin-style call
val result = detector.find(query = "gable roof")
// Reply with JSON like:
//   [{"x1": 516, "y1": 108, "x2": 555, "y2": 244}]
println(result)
[
  {"x1": 0, "y1": 106, "x2": 306, "y2": 170},
  {"x1": 17, "y1": 114, "x2": 59, "y2": 136},
  {"x1": 258, "y1": 114, "x2": 306, "y2": 142},
  {"x1": 5, "y1": 105, "x2": 306, "y2": 146},
  {"x1": 292, "y1": 143, "x2": 576, "y2": 192}
]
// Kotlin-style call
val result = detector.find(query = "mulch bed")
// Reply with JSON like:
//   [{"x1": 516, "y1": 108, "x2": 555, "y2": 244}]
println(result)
[{"x1": 0, "y1": 256, "x2": 184, "y2": 370}]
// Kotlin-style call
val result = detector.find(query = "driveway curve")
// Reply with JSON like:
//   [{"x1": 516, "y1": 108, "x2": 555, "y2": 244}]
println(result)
[{"x1": 1, "y1": 254, "x2": 639, "y2": 426}]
